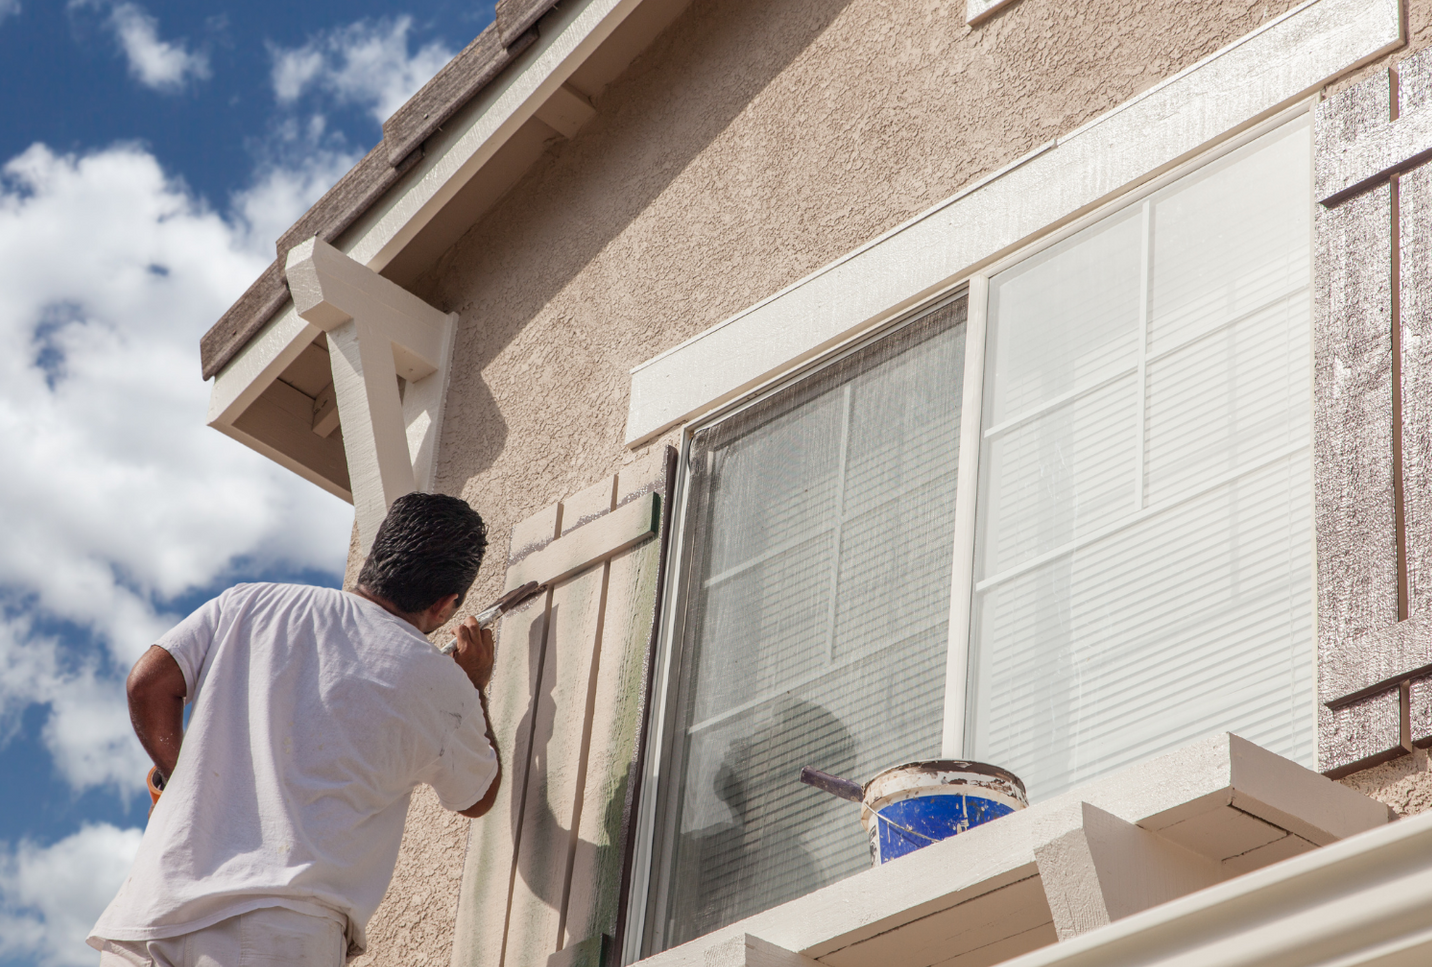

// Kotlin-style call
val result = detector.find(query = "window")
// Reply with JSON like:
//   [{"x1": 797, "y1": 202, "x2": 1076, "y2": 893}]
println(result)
[
  {"x1": 633, "y1": 113, "x2": 1314, "y2": 955},
  {"x1": 639, "y1": 299, "x2": 968, "y2": 952},
  {"x1": 968, "y1": 117, "x2": 1314, "y2": 798}
]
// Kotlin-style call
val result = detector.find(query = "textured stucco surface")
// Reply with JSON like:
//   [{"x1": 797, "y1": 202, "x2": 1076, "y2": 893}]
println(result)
[
  {"x1": 351, "y1": 785, "x2": 472, "y2": 967},
  {"x1": 1340, "y1": 750, "x2": 1432, "y2": 818},
  {"x1": 339, "y1": 0, "x2": 1432, "y2": 964}
]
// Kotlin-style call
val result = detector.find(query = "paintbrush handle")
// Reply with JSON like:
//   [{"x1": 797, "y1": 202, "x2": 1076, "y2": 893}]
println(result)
[
  {"x1": 438, "y1": 581, "x2": 545, "y2": 655},
  {"x1": 800, "y1": 766, "x2": 864, "y2": 803}
]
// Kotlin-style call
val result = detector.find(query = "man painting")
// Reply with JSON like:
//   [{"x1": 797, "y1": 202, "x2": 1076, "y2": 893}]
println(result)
[{"x1": 88, "y1": 492, "x2": 502, "y2": 965}]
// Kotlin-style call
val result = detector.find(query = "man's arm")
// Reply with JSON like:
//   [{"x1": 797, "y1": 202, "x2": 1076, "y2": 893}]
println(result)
[
  {"x1": 451, "y1": 618, "x2": 502, "y2": 818},
  {"x1": 127, "y1": 645, "x2": 187, "y2": 782},
  {"x1": 459, "y1": 689, "x2": 502, "y2": 818}
]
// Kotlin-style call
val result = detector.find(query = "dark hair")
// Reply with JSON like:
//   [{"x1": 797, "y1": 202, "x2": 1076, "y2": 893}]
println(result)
[{"x1": 357, "y1": 492, "x2": 488, "y2": 613}]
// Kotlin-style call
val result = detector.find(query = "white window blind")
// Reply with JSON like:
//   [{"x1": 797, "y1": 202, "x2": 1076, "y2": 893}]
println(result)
[
  {"x1": 968, "y1": 117, "x2": 1315, "y2": 800},
  {"x1": 642, "y1": 299, "x2": 967, "y2": 953}
]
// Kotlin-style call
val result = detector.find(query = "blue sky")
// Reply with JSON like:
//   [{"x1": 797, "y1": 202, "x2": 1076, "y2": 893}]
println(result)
[{"x1": 0, "y1": 2, "x2": 495, "y2": 963}]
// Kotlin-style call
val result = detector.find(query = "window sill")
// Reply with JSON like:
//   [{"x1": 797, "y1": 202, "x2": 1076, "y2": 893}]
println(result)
[{"x1": 633, "y1": 734, "x2": 1388, "y2": 967}]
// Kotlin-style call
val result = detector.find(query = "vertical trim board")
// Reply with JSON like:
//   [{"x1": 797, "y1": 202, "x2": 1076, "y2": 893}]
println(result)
[
  {"x1": 942, "y1": 279, "x2": 987, "y2": 758},
  {"x1": 505, "y1": 563, "x2": 611, "y2": 964},
  {"x1": 561, "y1": 537, "x2": 664, "y2": 954},
  {"x1": 1399, "y1": 161, "x2": 1432, "y2": 618},
  {"x1": 452, "y1": 577, "x2": 556, "y2": 967},
  {"x1": 1313, "y1": 185, "x2": 1399, "y2": 691}
]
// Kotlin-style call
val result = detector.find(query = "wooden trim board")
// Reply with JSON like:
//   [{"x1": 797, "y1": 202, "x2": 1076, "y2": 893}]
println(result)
[{"x1": 506, "y1": 492, "x2": 661, "y2": 592}]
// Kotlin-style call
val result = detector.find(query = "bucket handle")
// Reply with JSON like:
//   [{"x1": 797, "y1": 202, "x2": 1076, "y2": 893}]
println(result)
[{"x1": 873, "y1": 810, "x2": 942, "y2": 844}]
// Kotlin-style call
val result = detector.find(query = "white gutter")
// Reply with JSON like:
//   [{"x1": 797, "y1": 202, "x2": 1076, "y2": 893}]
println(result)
[{"x1": 997, "y1": 803, "x2": 1432, "y2": 967}]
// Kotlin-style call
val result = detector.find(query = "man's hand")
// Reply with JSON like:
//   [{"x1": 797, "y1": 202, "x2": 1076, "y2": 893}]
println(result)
[
  {"x1": 450, "y1": 617, "x2": 495, "y2": 692},
  {"x1": 128, "y1": 646, "x2": 187, "y2": 787}
]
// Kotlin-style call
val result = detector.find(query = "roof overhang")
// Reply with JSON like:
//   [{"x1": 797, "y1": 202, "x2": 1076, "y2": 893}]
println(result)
[{"x1": 203, "y1": 0, "x2": 692, "y2": 502}]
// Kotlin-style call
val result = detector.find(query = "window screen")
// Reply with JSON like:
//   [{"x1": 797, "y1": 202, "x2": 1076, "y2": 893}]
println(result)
[
  {"x1": 643, "y1": 298, "x2": 967, "y2": 952},
  {"x1": 968, "y1": 117, "x2": 1314, "y2": 800}
]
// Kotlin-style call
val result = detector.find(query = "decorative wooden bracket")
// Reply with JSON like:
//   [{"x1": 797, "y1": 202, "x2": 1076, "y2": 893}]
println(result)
[{"x1": 285, "y1": 236, "x2": 457, "y2": 553}]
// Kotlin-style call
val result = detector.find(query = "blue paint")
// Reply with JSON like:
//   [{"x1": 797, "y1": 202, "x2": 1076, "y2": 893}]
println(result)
[{"x1": 872, "y1": 793, "x2": 1016, "y2": 863}]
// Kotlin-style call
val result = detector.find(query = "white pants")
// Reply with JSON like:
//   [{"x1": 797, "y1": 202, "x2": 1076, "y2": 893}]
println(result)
[{"x1": 95, "y1": 907, "x2": 345, "y2": 967}]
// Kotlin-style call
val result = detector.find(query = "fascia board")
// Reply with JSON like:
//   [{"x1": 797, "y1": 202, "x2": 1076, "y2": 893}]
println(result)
[
  {"x1": 207, "y1": 303, "x2": 320, "y2": 427},
  {"x1": 622, "y1": 0, "x2": 1403, "y2": 446},
  {"x1": 339, "y1": 0, "x2": 652, "y2": 271}
]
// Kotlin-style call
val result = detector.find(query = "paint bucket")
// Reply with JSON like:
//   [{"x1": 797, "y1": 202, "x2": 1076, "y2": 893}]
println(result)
[{"x1": 859, "y1": 760, "x2": 1027, "y2": 865}]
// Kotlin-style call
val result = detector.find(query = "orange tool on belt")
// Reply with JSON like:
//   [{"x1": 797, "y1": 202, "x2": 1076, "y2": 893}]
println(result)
[{"x1": 147, "y1": 766, "x2": 166, "y2": 806}]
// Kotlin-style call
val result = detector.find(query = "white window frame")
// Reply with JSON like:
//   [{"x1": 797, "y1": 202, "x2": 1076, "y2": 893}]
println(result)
[{"x1": 944, "y1": 103, "x2": 1319, "y2": 761}]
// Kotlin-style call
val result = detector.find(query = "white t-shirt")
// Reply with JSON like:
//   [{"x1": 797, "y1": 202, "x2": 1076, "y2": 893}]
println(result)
[{"x1": 88, "y1": 582, "x2": 497, "y2": 955}]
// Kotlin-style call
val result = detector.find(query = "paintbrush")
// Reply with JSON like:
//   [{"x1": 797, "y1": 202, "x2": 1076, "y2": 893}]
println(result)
[{"x1": 439, "y1": 580, "x2": 544, "y2": 655}]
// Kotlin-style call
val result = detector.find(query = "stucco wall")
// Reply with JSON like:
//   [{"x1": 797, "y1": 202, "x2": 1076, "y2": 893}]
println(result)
[
  {"x1": 352, "y1": 786, "x2": 470, "y2": 967},
  {"x1": 408, "y1": 0, "x2": 1308, "y2": 599},
  {"x1": 1340, "y1": 750, "x2": 1432, "y2": 817},
  {"x1": 349, "y1": 0, "x2": 1432, "y2": 963}
]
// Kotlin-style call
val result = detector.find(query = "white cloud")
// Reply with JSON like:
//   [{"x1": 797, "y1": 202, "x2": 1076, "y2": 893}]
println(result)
[
  {"x1": 104, "y1": 2, "x2": 210, "y2": 92},
  {"x1": 270, "y1": 16, "x2": 453, "y2": 124},
  {"x1": 234, "y1": 118, "x2": 358, "y2": 256},
  {"x1": 0, "y1": 0, "x2": 21, "y2": 26},
  {"x1": 0, "y1": 612, "x2": 148, "y2": 793},
  {"x1": 0, "y1": 823, "x2": 144, "y2": 967},
  {"x1": 0, "y1": 140, "x2": 355, "y2": 794}
]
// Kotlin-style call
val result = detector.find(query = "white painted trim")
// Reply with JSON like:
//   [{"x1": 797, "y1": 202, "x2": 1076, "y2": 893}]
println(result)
[
  {"x1": 622, "y1": 0, "x2": 1401, "y2": 447},
  {"x1": 941, "y1": 275, "x2": 988, "y2": 758},
  {"x1": 622, "y1": 435, "x2": 695, "y2": 966},
  {"x1": 285, "y1": 237, "x2": 455, "y2": 553},
  {"x1": 965, "y1": 0, "x2": 1016, "y2": 25},
  {"x1": 205, "y1": 0, "x2": 671, "y2": 495}
]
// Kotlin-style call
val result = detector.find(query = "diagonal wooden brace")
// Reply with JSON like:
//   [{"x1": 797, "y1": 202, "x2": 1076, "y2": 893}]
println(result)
[{"x1": 286, "y1": 236, "x2": 457, "y2": 553}]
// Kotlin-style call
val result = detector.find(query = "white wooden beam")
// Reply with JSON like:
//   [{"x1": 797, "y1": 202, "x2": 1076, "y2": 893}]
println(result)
[
  {"x1": 285, "y1": 236, "x2": 457, "y2": 552},
  {"x1": 504, "y1": 491, "x2": 660, "y2": 591},
  {"x1": 1034, "y1": 802, "x2": 1224, "y2": 941}
]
